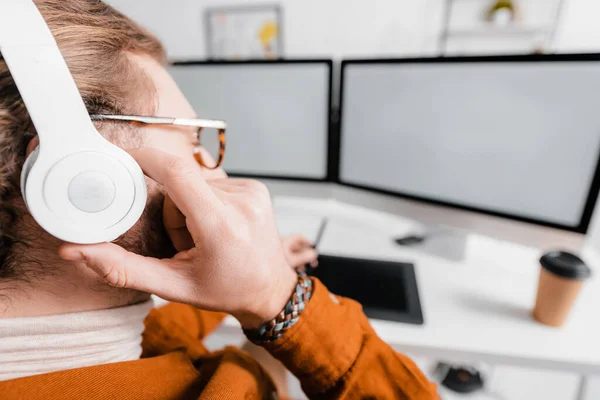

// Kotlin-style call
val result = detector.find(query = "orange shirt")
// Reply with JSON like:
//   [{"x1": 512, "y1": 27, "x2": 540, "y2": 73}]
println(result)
[{"x1": 0, "y1": 279, "x2": 438, "y2": 399}]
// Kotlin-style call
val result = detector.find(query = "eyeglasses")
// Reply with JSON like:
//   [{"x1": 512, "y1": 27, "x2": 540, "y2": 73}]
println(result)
[{"x1": 90, "y1": 115, "x2": 227, "y2": 169}]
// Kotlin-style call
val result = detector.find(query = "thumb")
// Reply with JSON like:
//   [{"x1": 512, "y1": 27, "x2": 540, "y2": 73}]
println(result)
[
  {"x1": 59, "y1": 242, "x2": 172, "y2": 293},
  {"x1": 287, "y1": 247, "x2": 318, "y2": 268}
]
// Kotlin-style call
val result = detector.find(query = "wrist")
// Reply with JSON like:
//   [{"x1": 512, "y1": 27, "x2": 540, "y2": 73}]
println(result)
[
  {"x1": 236, "y1": 267, "x2": 297, "y2": 329},
  {"x1": 243, "y1": 272, "x2": 313, "y2": 344}
]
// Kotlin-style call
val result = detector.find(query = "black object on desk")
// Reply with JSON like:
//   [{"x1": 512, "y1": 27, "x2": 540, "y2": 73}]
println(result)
[
  {"x1": 308, "y1": 254, "x2": 424, "y2": 325},
  {"x1": 393, "y1": 226, "x2": 468, "y2": 262},
  {"x1": 437, "y1": 363, "x2": 485, "y2": 394},
  {"x1": 395, "y1": 234, "x2": 426, "y2": 246}
]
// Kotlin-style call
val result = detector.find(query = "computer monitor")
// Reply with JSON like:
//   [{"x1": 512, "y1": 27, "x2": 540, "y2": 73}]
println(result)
[
  {"x1": 169, "y1": 60, "x2": 332, "y2": 180},
  {"x1": 339, "y1": 55, "x2": 600, "y2": 233}
]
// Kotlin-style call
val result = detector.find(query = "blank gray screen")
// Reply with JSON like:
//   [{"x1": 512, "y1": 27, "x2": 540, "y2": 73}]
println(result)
[
  {"x1": 169, "y1": 63, "x2": 330, "y2": 179},
  {"x1": 340, "y1": 62, "x2": 600, "y2": 227}
]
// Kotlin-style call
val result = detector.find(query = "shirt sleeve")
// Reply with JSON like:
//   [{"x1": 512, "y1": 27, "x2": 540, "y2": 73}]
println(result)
[
  {"x1": 262, "y1": 278, "x2": 439, "y2": 399},
  {"x1": 152, "y1": 302, "x2": 227, "y2": 340}
]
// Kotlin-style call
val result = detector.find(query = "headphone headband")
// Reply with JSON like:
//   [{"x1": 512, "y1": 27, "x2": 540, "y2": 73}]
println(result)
[{"x1": 0, "y1": 0, "x2": 98, "y2": 145}]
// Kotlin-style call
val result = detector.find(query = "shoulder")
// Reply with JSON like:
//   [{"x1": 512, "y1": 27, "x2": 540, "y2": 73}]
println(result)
[{"x1": 142, "y1": 301, "x2": 227, "y2": 358}]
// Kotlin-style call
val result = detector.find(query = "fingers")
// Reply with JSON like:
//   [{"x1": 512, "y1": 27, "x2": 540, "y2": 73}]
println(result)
[
  {"x1": 163, "y1": 194, "x2": 194, "y2": 252},
  {"x1": 287, "y1": 247, "x2": 318, "y2": 269},
  {"x1": 208, "y1": 179, "x2": 272, "y2": 212},
  {"x1": 59, "y1": 242, "x2": 173, "y2": 293},
  {"x1": 285, "y1": 234, "x2": 313, "y2": 250},
  {"x1": 129, "y1": 148, "x2": 220, "y2": 217},
  {"x1": 282, "y1": 234, "x2": 319, "y2": 268},
  {"x1": 208, "y1": 178, "x2": 268, "y2": 193}
]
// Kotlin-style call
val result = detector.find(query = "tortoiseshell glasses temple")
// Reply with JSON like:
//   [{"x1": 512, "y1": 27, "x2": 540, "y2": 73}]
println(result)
[{"x1": 90, "y1": 114, "x2": 227, "y2": 169}]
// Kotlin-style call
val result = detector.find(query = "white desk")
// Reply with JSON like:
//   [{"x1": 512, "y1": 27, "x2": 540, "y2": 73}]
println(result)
[
  {"x1": 312, "y1": 199, "x2": 599, "y2": 369},
  {"x1": 213, "y1": 196, "x2": 600, "y2": 383},
  {"x1": 174, "y1": 189, "x2": 596, "y2": 399}
]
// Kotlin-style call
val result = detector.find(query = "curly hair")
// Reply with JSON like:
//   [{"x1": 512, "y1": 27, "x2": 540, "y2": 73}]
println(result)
[{"x1": 0, "y1": 0, "x2": 165, "y2": 279}]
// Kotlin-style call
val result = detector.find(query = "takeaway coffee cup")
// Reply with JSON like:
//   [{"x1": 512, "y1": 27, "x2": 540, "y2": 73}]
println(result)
[{"x1": 532, "y1": 251, "x2": 592, "y2": 327}]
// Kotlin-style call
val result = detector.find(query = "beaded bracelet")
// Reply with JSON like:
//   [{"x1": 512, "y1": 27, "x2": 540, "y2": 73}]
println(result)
[{"x1": 243, "y1": 272, "x2": 313, "y2": 345}]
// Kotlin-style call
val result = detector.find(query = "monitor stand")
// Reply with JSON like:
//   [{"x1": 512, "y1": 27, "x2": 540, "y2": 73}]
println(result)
[{"x1": 394, "y1": 224, "x2": 468, "y2": 262}]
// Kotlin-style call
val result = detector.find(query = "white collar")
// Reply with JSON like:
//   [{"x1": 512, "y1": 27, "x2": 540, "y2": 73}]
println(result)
[{"x1": 0, "y1": 299, "x2": 153, "y2": 381}]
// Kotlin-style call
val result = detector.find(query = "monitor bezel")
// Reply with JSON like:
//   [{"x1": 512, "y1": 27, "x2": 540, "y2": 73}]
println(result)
[
  {"x1": 338, "y1": 54, "x2": 600, "y2": 234},
  {"x1": 170, "y1": 59, "x2": 335, "y2": 182}
]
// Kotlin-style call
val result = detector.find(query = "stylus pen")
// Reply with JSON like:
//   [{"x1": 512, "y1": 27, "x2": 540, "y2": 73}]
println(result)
[
  {"x1": 304, "y1": 218, "x2": 328, "y2": 274},
  {"x1": 313, "y1": 217, "x2": 328, "y2": 249}
]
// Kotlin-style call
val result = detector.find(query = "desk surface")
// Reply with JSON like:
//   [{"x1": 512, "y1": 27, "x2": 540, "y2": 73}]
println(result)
[{"x1": 220, "y1": 196, "x2": 600, "y2": 374}]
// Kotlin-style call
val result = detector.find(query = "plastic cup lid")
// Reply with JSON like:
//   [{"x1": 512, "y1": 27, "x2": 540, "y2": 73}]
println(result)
[{"x1": 540, "y1": 251, "x2": 592, "y2": 280}]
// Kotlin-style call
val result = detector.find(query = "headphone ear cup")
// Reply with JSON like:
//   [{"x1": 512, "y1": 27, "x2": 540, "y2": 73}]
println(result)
[
  {"x1": 20, "y1": 146, "x2": 40, "y2": 208},
  {"x1": 21, "y1": 146, "x2": 147, "y2": 244}
]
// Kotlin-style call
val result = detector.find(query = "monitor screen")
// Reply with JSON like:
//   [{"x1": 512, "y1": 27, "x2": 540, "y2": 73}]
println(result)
[
  {"x1": 169, "y1": 61, "x2": 331, "y2": 180},
  {"x1": 340, "y1": 57, "x2": 600, "y2": 231}
]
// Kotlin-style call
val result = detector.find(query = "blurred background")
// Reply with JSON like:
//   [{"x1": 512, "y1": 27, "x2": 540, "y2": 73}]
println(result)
[
  {"x1": 105, "y1": 0, "x2": 596, "y2": 60},
  {"x1": 107, "y1": 1, "x2": 600, "y2": 399}
]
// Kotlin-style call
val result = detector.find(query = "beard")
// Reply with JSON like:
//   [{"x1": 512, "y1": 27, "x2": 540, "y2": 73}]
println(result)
[
  {"x1": 116, "y1": 185, "x2": 177, "y2": 260},
  {"x1": 68, "y1": 184, "x2": 178, "y2": 308},
  {"x1": 0, "y1": 184, "x2": 178, "y2": 310},
  {"x1": 89, "y1": 185, "x2": 179, "y2": 307}
]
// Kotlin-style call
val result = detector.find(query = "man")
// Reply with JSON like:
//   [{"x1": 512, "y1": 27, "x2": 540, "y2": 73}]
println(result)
[{"x1": 0, "y1": 1, "x2": 439, "y2": 399}]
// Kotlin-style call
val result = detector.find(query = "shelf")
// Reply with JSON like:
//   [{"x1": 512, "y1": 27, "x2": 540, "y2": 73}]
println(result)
[{"x1": 447, "y1": 25, "x2": 550, "y2": 37}]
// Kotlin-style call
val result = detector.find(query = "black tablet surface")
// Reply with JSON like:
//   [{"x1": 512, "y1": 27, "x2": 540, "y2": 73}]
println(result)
[{"x1": 309, "y1": 254, "x2": 424, "y2": 325}]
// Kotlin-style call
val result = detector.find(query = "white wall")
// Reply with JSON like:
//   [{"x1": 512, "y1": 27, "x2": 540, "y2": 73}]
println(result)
[
  {"x1": 107, "y1": 0, "x2": 444, "y2": 60},
  {"x1": 555, "y1": 0, "x2": 600, "y2": 52},
  {"x1": 107, "y1": 0, "x2": 600, "y2": 60}
]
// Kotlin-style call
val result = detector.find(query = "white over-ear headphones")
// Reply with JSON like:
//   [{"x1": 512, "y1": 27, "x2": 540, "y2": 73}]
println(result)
[{"x1": 0, "y1": 1, "x2": 147, "y2": 244}]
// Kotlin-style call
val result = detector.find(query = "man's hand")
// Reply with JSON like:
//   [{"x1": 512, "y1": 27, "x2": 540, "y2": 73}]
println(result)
[
  {"x1": 281, "y1": 235, "x2": 318, "y2": 270},
  {"x1": 59, "y1": 148, "x2": 297, "y2": 329}
]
